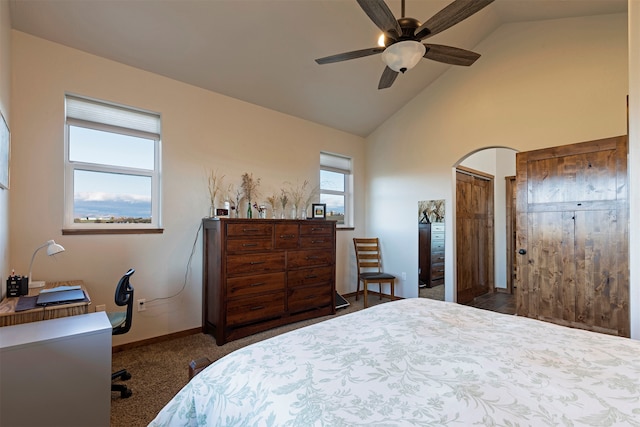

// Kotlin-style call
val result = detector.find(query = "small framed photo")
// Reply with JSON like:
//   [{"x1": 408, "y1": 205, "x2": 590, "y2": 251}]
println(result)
[{"x1": 312, "y1": 203, "x2": 326, "y2": 219}]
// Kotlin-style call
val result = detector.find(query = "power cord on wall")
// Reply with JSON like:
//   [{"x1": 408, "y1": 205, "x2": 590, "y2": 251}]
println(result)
[{"x1": 145, "y1": 221, "x2": 203, "y2": 304}]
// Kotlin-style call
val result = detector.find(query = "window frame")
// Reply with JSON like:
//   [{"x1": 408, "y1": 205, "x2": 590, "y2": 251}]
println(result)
[
  {"x1": 320, "y1": 151, "x2": 353, "y2": 228},
  {"x1": 63, "y1": 95, "x2": 162, "y2": 234}
]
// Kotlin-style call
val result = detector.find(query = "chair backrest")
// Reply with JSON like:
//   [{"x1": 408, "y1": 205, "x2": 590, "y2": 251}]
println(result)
[
  {"x1": 353, "y1": 238, "x2": 383, "y2": 274},
  {"x1": 113, "y1": 268, "x2": 135, "y2": 335}
]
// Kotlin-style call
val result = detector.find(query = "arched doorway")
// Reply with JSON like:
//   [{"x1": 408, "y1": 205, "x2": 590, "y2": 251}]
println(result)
[{"x1": 454, "y1": 147, "x2": 517, "y2": 304}]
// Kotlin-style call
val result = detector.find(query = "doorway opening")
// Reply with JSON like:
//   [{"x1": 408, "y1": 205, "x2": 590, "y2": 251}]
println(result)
[{"x1": 453, "y1": 147, "x2": 517, "y2": 307}]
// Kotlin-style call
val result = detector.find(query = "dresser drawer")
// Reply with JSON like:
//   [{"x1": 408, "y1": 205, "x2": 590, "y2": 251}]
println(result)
[
  {"x1": 227, "y1": 223, "x2": 273, "y2": 237},
  {"x1": 227, "y1": 253, "x2": 285, "y2": 276},
  {"x1": 299, "y1": 235, "x2": 333, "y2": 250},
  {"x1": 226, "y1": 292, "x2": 285, "y2": 325},
  {"x1": 287, "y1": 266, "x2": 333, "y2": 287},
  {"x1": 431, "y1": 223, "x2": 445, "y2": 232},
  {"x1": 431, "y1": 277, "x2": 444, "y2": 286},
  {"x1": 431, "y1": 241, "x2": 445, "y2": 251},
  {"x1": 226, "y1": 238, "x2": 273, "y2": 253},
  {"x1": 288, "y1": 284, "x2": 332, "y2": 314},
  {"x1": 432, "y1": 252, "x2": 445, "y2": 264},
  {"x1": 300, "y1": 223, "x2": 333, "y2": 236},
  {"x1": 275, "y1": 224, "x2": 299, "y2": 249},
  {"x1": 431, "y1": 262, "x2": 444, "y2": 278},
  {"x1": 287, "y1": 249, "x2": 333, "y2": 269},
  {"x1": 227, "y1": 272, "x2": 285, "y2": 298},
  {"x1": 431, "y1": 232, "x2": 445, "y2": 241}
]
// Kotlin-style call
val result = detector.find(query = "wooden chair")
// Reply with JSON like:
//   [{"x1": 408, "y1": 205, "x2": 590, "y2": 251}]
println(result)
[{"x1": 353, "y1": 238, "x2": 396, "y2": 308}]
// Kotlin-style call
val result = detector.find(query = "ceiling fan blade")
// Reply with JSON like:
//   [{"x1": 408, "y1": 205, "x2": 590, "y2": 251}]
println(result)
[
  {"x1": 415, "y1": 0, "x2": 494, "y2": 40},
  {"x1": 378, "y1": 66, "x2": 399, "y2": 89},
  {"x1": 315, "y1": 47, "x2": 384, "y2": 64},
  {"x1": 356, "y1": 0, "x2": 402, "y2": 40},
  {"x1": 423, "y1": 44, "x2": 480, "y2": 66}
]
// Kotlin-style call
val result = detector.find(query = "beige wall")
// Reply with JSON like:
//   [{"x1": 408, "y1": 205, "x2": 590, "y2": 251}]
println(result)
[
  {"x1": 365, "y1": 14, "x2": 629, "y2": 305},
  {"x1": 0, "y1": 0, "x2": 10, "y2": 298},
  {"x1": 10, "y1": 31, "x2": 366, "y2": 344}
]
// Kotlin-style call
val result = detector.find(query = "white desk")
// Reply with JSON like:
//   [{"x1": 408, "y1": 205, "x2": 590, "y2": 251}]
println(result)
[{"x1": 0, "y1": 312, "x2": 112, "y2": 427}]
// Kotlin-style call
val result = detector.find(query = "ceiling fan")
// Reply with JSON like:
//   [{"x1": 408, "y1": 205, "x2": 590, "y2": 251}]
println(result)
[{"x1": 315, "y1": 0, "x2": 494, "y2": 89}]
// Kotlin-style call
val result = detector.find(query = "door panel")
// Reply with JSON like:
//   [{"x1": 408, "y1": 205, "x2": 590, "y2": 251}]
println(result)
[
  {"x1": 456, "y1": 169, "x2": 494, "y2": 304},
  {"x1": 515, "y1": 136, "x2": 629, "y2": 336}
]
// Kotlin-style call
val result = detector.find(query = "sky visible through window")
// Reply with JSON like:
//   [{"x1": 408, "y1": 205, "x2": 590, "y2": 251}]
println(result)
[
  {"x1": 320, "y1": 169, "x2": 345, "y2": 216},
  {"x1": 70, "y1": 126, "x2": 153, "y2": 219}
]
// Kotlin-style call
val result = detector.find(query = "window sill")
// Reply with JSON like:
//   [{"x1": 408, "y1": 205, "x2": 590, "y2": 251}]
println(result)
[{"x1": 62, "y1": 228, "x2": 164, "y2": 235}]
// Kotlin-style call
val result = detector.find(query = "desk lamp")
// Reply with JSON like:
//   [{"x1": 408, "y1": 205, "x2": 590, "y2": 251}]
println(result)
[{"x1": 28, "y1": 240, "x2": 65, "y2": 288}]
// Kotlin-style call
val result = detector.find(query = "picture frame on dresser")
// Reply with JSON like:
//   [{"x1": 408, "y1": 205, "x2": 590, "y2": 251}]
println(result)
[{"x1": 312, "y1": 203, "x2": 326, "y2": 219}]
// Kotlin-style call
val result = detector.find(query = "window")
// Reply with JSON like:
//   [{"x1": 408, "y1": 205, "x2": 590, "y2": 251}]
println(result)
[
  {"x1": 320, "y1": 152, "x2": 352, "y2": 227},
  {"x1": 64, "y1": 95, "x2": 161, "y2": 232}
]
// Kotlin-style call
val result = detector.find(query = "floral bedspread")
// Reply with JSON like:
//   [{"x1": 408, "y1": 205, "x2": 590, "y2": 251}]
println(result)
[{"x1": 149, "y1": 298, "x2": 640, "y2": 426}]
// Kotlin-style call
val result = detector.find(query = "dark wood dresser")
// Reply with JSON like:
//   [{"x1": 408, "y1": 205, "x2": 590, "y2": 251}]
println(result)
[
  {"x1": 202, "y1": 218, "x2": 336, "y2": 345},
  {"x1": 419, "y1": 222, "x2": 445, "y2": 288}
]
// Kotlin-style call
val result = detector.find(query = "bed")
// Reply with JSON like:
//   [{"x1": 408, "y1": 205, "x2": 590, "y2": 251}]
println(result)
[{"x1": 149, "y1": 298, "x2": 640, "y2": 426}]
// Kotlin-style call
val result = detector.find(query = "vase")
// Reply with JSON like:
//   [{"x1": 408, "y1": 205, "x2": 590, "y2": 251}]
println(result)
[
  {"x1": 209, "y1": 205, "x2": 215, "y2": 218},
  {"x1": 290, "y1": 206, "x2": 297, "y2": 219},
  {"x1": 299, "y1": 207, "x2": 307, "y2": 220},
  {"x1": 247, "y1": 202, "x2": 252, "y2": 219}
]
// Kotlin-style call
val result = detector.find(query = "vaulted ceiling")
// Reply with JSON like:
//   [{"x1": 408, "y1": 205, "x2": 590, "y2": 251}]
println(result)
[{"x1": 9, "y1": 0, "x2": 627, "y2": 137}]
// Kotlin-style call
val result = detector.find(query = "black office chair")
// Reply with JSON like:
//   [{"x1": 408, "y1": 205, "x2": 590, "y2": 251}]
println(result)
[{"x1": 108, "y1": 268, "x2": 135, "y2": 398}]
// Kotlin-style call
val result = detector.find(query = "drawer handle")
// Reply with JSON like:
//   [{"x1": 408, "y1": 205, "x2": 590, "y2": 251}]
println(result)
[
  {"x1": 311, "y1": 227, "x2": 325, "y2": 232},
  {"x1": 242, "y1": 243, "x2": 258, "y2": 247},
  {"x1": 311, "y1": 240, "x2": 325, "y2": 244},
  {"x1": 250, "y1": 305, "x2": 265, "y2": 311},
  {"x1": 304, "y1": 295, "x2": 317, "y2": 300},
  {"x1": 242, "y1": 228, "x2": 260, "y2": 232},
  {"x1": 279, "y1": 234, "x2": 296, "y2": 239},
  {"x1": 249, "y1": 282, "x2": 266, "y2": 287},
  {"x1": 306, "y1": 255, "x2": 320, "y2": 260},
  {"x1": 249, "y1": 261, "x2": 265, "y2": 265},
  {"x1": 305, "y1": 275, "x2": 318, "y2": 279}
]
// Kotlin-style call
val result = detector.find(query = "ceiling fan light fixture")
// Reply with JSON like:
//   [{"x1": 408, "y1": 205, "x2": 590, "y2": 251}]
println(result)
[{"x1": 381, "y1": 40, "x2": 425, "y2": 73}]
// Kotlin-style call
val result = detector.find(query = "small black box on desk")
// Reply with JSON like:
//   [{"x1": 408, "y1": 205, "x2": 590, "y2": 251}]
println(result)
[{"x1": 6, "y1": 276, "x2": 28, "y2": 297}]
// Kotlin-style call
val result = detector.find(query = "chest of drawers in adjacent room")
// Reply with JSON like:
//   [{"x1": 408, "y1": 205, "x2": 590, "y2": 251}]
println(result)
[
  {"x1": 203, "y1": 218, "x2": 336, "y2": 345},
  {"x1": 419, "y1": 222, "x2": 445, "y2": 288}
]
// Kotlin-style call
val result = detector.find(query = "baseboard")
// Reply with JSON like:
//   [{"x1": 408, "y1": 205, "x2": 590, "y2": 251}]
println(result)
[{"x1": 112, "y1": 327, "x2": 201, "y2": 353}]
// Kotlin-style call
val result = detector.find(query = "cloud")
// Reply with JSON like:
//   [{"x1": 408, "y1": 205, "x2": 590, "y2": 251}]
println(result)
[{"x1": 74, "y1": 192, "x2": 151, "y2": 203}]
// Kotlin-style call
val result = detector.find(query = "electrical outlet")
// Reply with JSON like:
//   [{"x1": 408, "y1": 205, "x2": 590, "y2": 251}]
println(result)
[
  {"x1": 402, "y1": 272, "x2": 407, "y2": 281},
  {"x1": 137, "y1": 298, "x2": 146, "y2": 312},
  {"x1": 95, "y1": 304, "x2": 106, "y2": 312}
]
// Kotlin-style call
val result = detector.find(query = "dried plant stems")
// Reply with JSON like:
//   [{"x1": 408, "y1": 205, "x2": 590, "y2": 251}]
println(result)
[
  {"x1": 208, "y1": 169, "x2": 225, "y2": 207},
  {"x1": 241, "y1": 172, "x2": 261, "y2": 202}
]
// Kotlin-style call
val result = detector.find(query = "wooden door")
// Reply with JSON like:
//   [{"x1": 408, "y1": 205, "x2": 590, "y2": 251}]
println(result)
[
  {"x1": 456, "y1": 167, "x2": 494, "y2": 304},
  {"x1": 505, "y1": 176, "x2": 516, "y2": 294},
  {"x1": 515, "y1": 136, "x2": 629, "y2": 336}
]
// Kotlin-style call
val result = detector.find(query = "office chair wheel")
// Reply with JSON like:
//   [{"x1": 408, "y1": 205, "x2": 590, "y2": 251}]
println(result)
[
  {"x1": 112, "y1": 369, "x2": 131, "y2": 381},
  {"x1": 121, "y1": 388, "x2": 132, "y2": 398}
]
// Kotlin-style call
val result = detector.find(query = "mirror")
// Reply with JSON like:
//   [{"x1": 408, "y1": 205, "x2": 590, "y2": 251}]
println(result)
[{"x1": 418, "y1": 200, "x2": 445, "y2": 300}]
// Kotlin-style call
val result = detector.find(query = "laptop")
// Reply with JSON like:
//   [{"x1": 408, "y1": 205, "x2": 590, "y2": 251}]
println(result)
[{"x1": 36, "y1": 289, "x2": 86, "y2": 306}]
